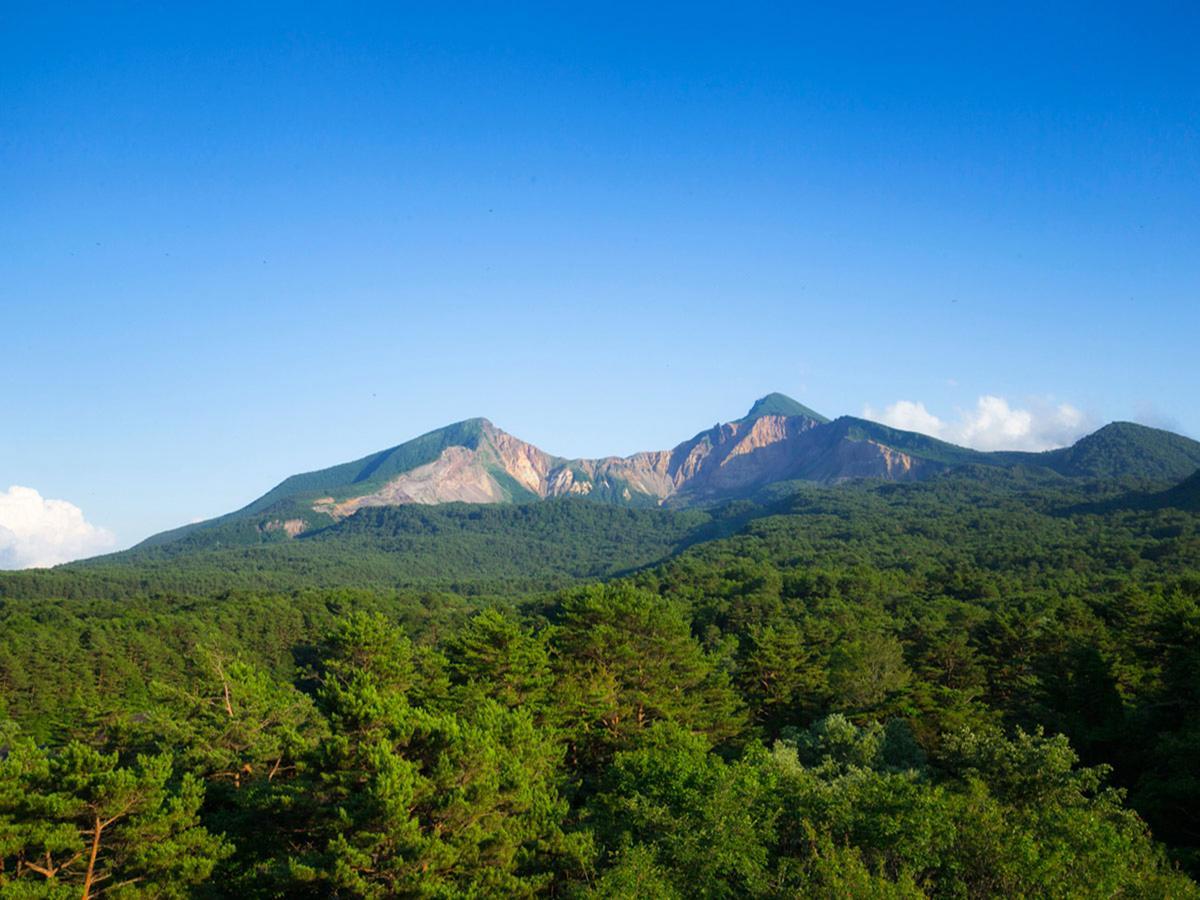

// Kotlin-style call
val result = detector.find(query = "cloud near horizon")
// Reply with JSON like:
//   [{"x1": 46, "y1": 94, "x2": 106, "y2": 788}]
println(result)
[
  {"x1": 862, "y1": 395, "x2": 1091, "y2": 452},
  {"x1": 0, "y1": 485, "x2": 117, "y2": 569}
]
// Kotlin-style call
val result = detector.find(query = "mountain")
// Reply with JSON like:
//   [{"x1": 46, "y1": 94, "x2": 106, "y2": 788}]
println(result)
[
  {"x1": 1031, "y1": 422, "x2": 1200, "y2": 480},
  {"x1": 1162, "y1": 468, "x2": 1200, "y2": 509},
  {"x1": 1099, "y1": 467, "x2": 1200, "y2": 514},
  {"x1": 132, "y1": 394, "x2": 1200, "y2": 553},
  {"x1": 137, "y1": 396, "x2": 831, "y2": 550},
  {"x1": 739, "y1": 392, "x2": 830, "y2": 423}
]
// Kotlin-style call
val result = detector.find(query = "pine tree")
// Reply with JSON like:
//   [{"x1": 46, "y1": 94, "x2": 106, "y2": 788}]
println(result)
[{"x1": 0, "y1": 736, "x2": 229, "y2": 897}]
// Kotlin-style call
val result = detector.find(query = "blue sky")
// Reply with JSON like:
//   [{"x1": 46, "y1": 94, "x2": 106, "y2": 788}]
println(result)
[{"x1": 2, "y1": 2, "x2": 1198, "y2": 559}]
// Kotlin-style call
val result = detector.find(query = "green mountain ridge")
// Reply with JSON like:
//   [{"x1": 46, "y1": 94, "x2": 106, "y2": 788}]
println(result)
[
  {"x1": 126, "y1": 395, "x2": 1200, "y2": 557},
  {"x1": 739, "y1": 392, "x2": 830, "y2": 423},
  {"x1": 1036, "y1": 421, "x2": 1200, "y2": 479}
]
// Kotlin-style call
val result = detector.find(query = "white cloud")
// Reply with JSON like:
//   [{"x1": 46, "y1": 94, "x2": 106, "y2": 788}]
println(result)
[
  {"x1": 0, "y1": 486, "x2": 116, "y2": 569},
  {"x1": 863, "y1": 400, "x2": 948, "y2": 438},
  {"x1": 863, "y1": 395, "x2": 1091, "y2": 452}
]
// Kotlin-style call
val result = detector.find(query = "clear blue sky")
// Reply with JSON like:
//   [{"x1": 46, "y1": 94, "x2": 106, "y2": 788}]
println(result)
[{"x1": 2, "y1": 2, "x2": 1198, "y2": 551}]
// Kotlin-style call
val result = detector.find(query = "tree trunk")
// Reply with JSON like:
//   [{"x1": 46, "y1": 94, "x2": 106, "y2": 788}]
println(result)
[{"x1": 81, "y1": 816, "x2": 103, "y2": 900}]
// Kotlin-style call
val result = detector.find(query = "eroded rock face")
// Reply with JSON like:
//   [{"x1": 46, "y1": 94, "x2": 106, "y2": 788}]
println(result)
[
  {"x1": 261, "y1": 518, "x2": 309, "y2": 537},
  {"x1": 487, "y1": 428, "x2": 557, "y2": 494},
  {"x1": 308, "y1": 412, "x2": 928, "y2": 520},
  {"x1": 314, "y1": 446, "x2": 512, "y2": 517},
  {"x1": 665, "y1": 415, "x2": 824, "y2": 496}
]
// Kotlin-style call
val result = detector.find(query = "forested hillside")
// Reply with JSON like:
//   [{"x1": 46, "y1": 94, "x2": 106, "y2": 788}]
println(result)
[
  {"x1": 3, "y1": 501, "x2": 727, "y2": 597},
  {"x1": 2, "y1": 467, "x2": 1199, "y2": 896}
]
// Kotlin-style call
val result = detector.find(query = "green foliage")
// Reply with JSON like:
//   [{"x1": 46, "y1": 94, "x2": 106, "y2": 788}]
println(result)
[
  {"x1": 445, "y1": 608, "x2": 554, "y2": 713},
  {"x1": 584, "y1": 843, "x2": 683, "y2": 899},
  {"x1": 1035, "y1": 421, "x2": 1200, "y2": 480},
  {"x1": 736, "y1": 621, "x2": 827, "y2": 734},
  {"x1": 783, "y1": 714, "x2": 926, "y2": 774},
  {"x1": 134, "y1": 649, "x2": 322, "y2": 788},
  {"x1": 1165, "y1": 468, "x2": 1200, "y2": 510},
  {"x1": 827, "y1": 633, "x2": 912, "y2": 717},
  {"x1": 9, "y1": 500, "x2": 717, "y2": 597},
  {"x1": 767, "y1": 718, "x2": 1198, "y2": 897},
  {"x1": 740, "y1": 392, "x2": 829, "y2": 423},
  {"x1": 0, "y1": 737, "x2": 230, "y2": 896},
  {"x1": 553, "y1": 584, "x2": 744, "y2": 768},
  {"x1": 586, "y1": 723, "x2": 776, "y2": 898},
  {"x1": 288, "y1": 613, "x2": 578, "y2": 897},
  {"x1": 0, "y1": 462, "x2": 1198, "y2": 894}
]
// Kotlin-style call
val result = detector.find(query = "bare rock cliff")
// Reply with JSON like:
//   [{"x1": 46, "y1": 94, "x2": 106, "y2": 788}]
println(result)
[{"x1": 306, "y1": 406, "x2": 931, "y2": 520}]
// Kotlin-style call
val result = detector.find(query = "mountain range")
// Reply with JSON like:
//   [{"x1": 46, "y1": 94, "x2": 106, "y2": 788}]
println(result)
[{"x1": 137, "y1": 393, "x2": 1200, "y2": 553}]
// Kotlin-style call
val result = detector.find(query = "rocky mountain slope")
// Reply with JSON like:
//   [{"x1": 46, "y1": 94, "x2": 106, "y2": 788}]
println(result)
[{"x1": 136, "y1": 393, "x2": 1200, "y2": 550}]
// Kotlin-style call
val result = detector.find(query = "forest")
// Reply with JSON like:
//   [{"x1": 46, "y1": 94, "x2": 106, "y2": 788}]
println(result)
[{"x1": 1, "y1": 468, "x2": 1199, "y2": 897}]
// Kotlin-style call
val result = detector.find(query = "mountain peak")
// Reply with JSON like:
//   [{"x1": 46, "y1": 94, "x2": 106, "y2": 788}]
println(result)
[
  {"x1": 131, "y1": 397, "x2": 1200, "y2": 556},
  {"x1": 1039, "y1": 420, "x2": 1200, "y2": 480},
  {"x1": 742, "y1": 393, "x2": 829, "y2": 423}
]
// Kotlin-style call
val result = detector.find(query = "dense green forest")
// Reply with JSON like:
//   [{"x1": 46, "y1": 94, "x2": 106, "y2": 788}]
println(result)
[
  {"x1": 20, "y1": 502, "x2": 725, "y2": 597},
  {"x1": 2, "y1": 467, "x2": 1199, "y2": 896}
]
